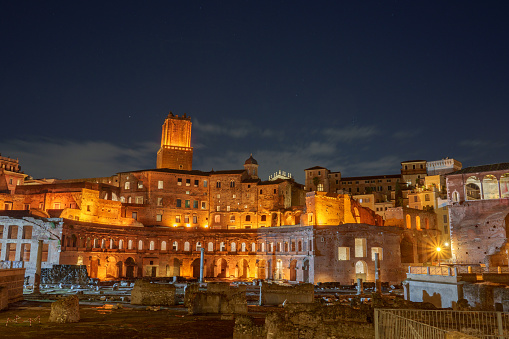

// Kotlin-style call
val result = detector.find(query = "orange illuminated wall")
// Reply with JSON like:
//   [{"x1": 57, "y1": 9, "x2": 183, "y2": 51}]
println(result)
[{"x1": 156, "y1": 112, "x2": 193, "y2": 170}]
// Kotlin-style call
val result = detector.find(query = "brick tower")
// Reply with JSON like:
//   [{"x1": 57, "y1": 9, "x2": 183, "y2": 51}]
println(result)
[{"x1": 156, "y1": 112, "x2": 193, "y2": 170}]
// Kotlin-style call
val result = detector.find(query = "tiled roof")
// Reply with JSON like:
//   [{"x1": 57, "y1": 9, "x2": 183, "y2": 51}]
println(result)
[
  {"x1": 340, "y1": 174, "x2": 401, "y2": 181},
  {"x1": 448, "y1": 163, "x2": 509, "y2": 175},
  {"x1": 304, "y1": 166, "x2": 327, "y2": 171},
  {"x1": 117, "y1": 168, "x2": 245, "y2": 176}
]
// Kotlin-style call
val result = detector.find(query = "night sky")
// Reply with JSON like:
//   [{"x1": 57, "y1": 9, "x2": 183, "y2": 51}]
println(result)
[{"x1": 1, "y1": 1, "x2": 508, "y2": 183}]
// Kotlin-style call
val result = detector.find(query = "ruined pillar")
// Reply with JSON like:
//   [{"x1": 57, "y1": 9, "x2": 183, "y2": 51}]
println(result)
[
  {"x1": 33, "y1": 239, "x2": 43, "y2": 294},
  {"x1": 199, "y1": 248, "x2": 205, "y2": 283},
  {"x1": 356, "y1": 278, "x2": 363, "y2": 295},
  {"x1": 374, "y1": 252, "x2": 381, "y2": 294}
]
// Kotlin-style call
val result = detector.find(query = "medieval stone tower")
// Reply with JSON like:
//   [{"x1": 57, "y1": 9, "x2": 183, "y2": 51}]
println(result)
[{"x1": 156, "y1": 112, "x2": 193, "y2": 170}]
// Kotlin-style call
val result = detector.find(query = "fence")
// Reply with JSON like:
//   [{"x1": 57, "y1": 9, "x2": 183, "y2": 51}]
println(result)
[{"x1": 375, "y1": 309, "x2": 509, "y2": 339}]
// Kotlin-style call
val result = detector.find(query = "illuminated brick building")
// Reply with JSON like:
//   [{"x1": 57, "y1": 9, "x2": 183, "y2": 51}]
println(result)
[{"x1": 0, "y1": 113, "x2": 438, "y2": 284}]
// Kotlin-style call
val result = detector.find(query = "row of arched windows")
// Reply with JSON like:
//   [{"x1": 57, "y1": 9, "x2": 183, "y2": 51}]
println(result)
[
  {"x1": 458, "y1": 174, "x2": 509, "y2": 201},
  {"x1": 65, "y1": 235, "x2": 309, "y2": 254}
]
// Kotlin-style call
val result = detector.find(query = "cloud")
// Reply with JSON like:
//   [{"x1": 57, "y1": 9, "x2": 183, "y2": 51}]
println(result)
[
  {"x1": 458, "y1": 139, "x2": 496, "y2": 148},
  {"x1": 393, "y1": 130, "x2": 420, "y2": 139},
  {"x1": 322, "y1": 125, "x2": 378, "y2": 142},
  {"x1": 0, "y1": 138, "x2": 158, "y2": 179},
  {"x1": 194, "y1": 118, "x2": 280, "y2": 140}
]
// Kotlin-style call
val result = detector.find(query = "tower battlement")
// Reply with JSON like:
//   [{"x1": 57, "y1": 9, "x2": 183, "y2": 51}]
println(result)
[{"x1": 156, "y1": 112, "x2": 193, "y2": 170}]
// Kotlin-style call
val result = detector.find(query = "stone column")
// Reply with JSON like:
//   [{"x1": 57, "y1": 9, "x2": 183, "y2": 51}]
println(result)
[
  {"x1": 357, "y1": 278, "x2": 363, "y2": 295},
  {"x1": 199, "y1": 248, "x2": 205, "y2": 283},
  {"x1": 33, "y1": 240, "x2": 43, "y2": 294},
  {"x1": 374, "y1": 252, "x2": 381, "y2": 293}
]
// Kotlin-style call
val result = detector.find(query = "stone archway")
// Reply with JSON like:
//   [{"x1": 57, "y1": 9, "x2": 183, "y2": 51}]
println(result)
[
  {"x1": 125, "y1": 257, "x2": 136, "y2": 279},
  {"x1": 170, "y1": 258, "x2": 181, "y2": 277},
  {"x1": 400, "y1": 236, "x2": 415, "y2": 263},
  {"x1": 216, "y1": 258, "x2": 228, "y2": 278},
  {"x1": 257, "y1": 260, "x2": 267, "y2": 280},
  {"x1": 239, "y1": 259, "x2": 249, "y2": 279},
  {"x1": 289, "y1": 260, "x2": 297, "y2": 281},
  {"x1": 191, "y1": 259, "x2": 201, "y2": 278}
]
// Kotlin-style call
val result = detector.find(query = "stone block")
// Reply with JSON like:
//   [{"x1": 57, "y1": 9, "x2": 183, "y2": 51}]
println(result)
[
  {"x1": 48, "y1": 295, "x2": 80, "y2": 323},
  {"x1": 260, "y1": 282, "x2": 314, "y2": 306},
  {"x1": 130, "y1": 280, "x2": 176, "y2": 306}
]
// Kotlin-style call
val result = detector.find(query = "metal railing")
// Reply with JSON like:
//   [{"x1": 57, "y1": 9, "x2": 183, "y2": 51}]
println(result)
[
  {"x1": 375, "y1": 309, "x2": 509, "y2": 339},
  {"x1": 455, "y1": 266, "x2": 509, "y2": 274}
]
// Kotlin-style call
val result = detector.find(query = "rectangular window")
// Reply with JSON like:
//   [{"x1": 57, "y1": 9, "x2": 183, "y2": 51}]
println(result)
[
  {"x1": 156, "y1": 214, "x2": 162, "y2": 222},
  {"x1": 184, "y1": 215, "x2": 189, "y2": 223},
  {"x1": 193, "y1": 200, "x2": 198, "y2": 208},
  {"x1": 233, "y1": 194, "x2": 236, "y2": 199},
  {"x1": 124, "y1": 182, "x2": 130, "y2": 189},
  {"x1": 425, "y1": 194, "x2": 430, "y2": 201},
  {"x1": 216, "y1": 206, "x2": 220, "y2": 212},
  {"x1": 193, "y1": 215, "x2": 197, "y2": 223},
  {"x1": 201, "y1": 201, "x2": 206, "y2": 209},
  {"x1": 388, "y1": 186, "x2": 392, "y2": 191},
  {"x1": 216, "y1": 181, "x2": 221, "y2": 188},
  {"x1": 158, "y1": 180, "x2": 163, "y2": 189},
  {"x1": 185, "y1": 200, "x2": 190, "y2": 208},
  {"x1": 157, "y1": 197, "x2": 163, "y2": 206},
  {"x1": 53, "y1": 203, "x2": 61, "y2": 209},
  {"x1": 443, "y1": 215, "x2": 447, "y2": 223},
  {"x1": 186, "y1": 179, "x2": 191, "y2": 186},
  {"x1": 177, "y1": 178, "x2": 182, "y2": 186},
  {"x1": 203, "y1": 180, "x2": 208, "y2": 187},
  {"x1": 355, "y1": 238, "x2": 366, "y2": 257},
  {"x1": 24, "y1": 204, "x2": 30, "y2": 210},
  {"x1": 138, "y1": 182, "x2": 143, "y2": 189},
  {"x1": 227, "y1": 205, "x2": 230, "y2": 211},
  {"x1": 176, "y1": 215, "x2": 181, "y2": 223},
  {"x1": 194, "y1": 179, "x2": 199, "y2": 187},
  {"x1": 371, "y1": 247, "x2": 383, "y2": 261},
  {"x1": 338, "y1": 247, "x2": 350, "y2": 261},
  {"x1": 132, "y1": 212, "x2": 137, "y2": 220},
  {"x1": 22, "y1": 226, "x2": 32, "y2": 239},
  {"x1": 176, "y1": 199, "x2": 181, "y2": 207},
  {"x1": 135, "y1": 196, "x2": 143, "y2": 204}
]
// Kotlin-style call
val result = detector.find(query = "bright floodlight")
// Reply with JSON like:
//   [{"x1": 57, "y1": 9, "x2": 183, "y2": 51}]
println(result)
[
  {"x1": 436, "y1": 247, "x2": 441, "y2": 252},
  {"x1": 444, "y1": 242, "x2": 449, "y2": 246}
]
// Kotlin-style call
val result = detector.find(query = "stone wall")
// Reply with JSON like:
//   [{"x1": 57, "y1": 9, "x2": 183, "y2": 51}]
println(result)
[
  {"x1": 259, "y1": 282, "x2": 314, "y2": 306},
  {"x1": 0, "y1": 268, "x2": 25, "y2": 305},
  {"x1": 234, "y1": 303, "x2": 374, "y2": 339},
  {"x1": 41, "y1": 265, "x2": 90, "y2": 285},
  {"x1": 187, "y1": 282, "x2": 247, "y2": 315},
  {"x1": 130, "y1": 280, "x2": 177, "y2": 306}
]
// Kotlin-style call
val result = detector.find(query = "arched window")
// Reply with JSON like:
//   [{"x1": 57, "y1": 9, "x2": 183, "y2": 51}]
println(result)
[
  {"x1": 172, "y1": 241, "x2": 178, "y2": 251},
  {"x1": 241, "y1": 243, "x2": 246, "y2": 252},
  {"x1": 246, "y1": 215, "x2": 251, "y2": 222},
  {"x1": 231, "y1": 242, "x2": 236, "y2": 252},
  {"x1": 184, "y1": 242, "x2": 190, "y2": 251},
  {"x1": 161, "y1": 241, "x2": 167, "y2": 251},
  {"x1": 138, "y1": 240, "x2": 143, "y2": 250},
  {"x1": 501, "y1": 174, "x2": 509, "y2": 198},
  {"x1": 220, "y1": 242, "x2": 226, "y2": 251},
  {"x1": 208, "y1": 242, "x2": 213, "y2": 252},
  {"x1": 425, "y1": 218, "x2": 429, "y2": 230},
  {"x1": 406, "y1": 214, "x2": 411, "y2": 229},
  {"x1": 230, "y1": 180, "x2": 235, "y2": 188},
  {"x1": 149, "y1": 241, "x2": 155, "y2": 250},
  {"x1": 261, "y1": 242, "x2": 265, "y2": 252},
  {"x1": 466, "y1": 176, "x2": 481, "y2": 200},
  {"x1": 128, "y1": 239, "x2": 133, "y2": 250},
  {"x1": 483, "y1": 175, "x2": 500, "y2": 199},
  {"x1": 317, "y1": 184, "x2": 324, "y2": 191},
  {"x1": 251, "y1": 243, "x2": 256, "y2": 252},
  {"x1": 214, "y1": 215, "x2": 220, "y2": 223},
  {"x1": 196, "y1": 242, "x2": 202, "y2": 251},
  {"x1": 119, "y1": 239, "x2": 124, "y2": 250},
  {"x1": 101, "y1": 239, "x2": 106, "y2": 249},
  {"x1": 110, "y1": 239, "x2": 114, "y2": 249},
  {"x1": 415, "y1": 216, "x2": 421, "y2": 230}
]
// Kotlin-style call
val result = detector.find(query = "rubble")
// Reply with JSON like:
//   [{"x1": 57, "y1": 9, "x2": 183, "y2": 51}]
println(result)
[
  {"x1": 130, "y1": 280, "x2": 177, "y2": 306},
  {"x1": 48, "y1": 295, "x2": 80, "y2": 323}
]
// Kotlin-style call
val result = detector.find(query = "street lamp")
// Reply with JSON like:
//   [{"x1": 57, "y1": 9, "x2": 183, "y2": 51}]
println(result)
[{"x1": 436, "y1": 247, "x2": 441, "y2": 266}]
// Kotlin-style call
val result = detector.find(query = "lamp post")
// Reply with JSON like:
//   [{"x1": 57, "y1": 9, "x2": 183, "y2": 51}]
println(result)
[{"x1": 436, "y1": 247, "x2": 441, "y2": 266}]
